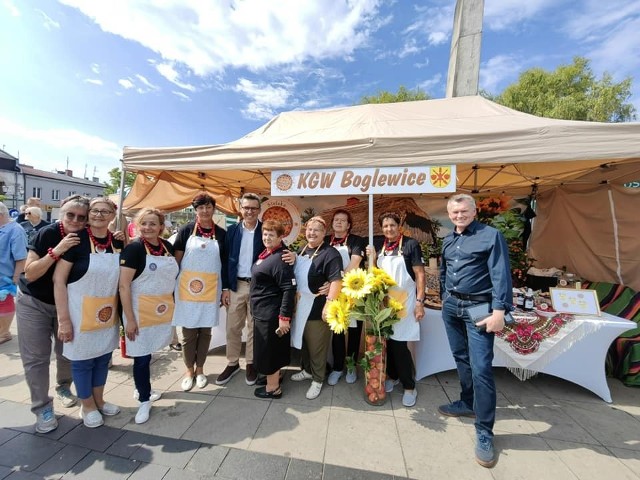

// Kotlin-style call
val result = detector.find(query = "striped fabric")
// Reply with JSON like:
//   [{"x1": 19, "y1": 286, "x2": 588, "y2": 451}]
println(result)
[{"x1": 584, "y1": 281, "x2": 640, "y2": 387}]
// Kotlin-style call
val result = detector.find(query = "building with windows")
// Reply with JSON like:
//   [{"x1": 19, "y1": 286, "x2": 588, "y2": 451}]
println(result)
[{"x1": 20, "y1": 165, "x2": 106, "y2": 220}]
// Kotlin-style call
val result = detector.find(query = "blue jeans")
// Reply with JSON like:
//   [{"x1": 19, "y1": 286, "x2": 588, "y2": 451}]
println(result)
[
  {"x1": 71, "y1": 352, "x2": 112, "y2": 400},
  {"x1": 133, "y1": 354, "x2": 152, "y2": 402},
  {"x1": 441, "y1": 295, "x2": 496, "y2": 437}
]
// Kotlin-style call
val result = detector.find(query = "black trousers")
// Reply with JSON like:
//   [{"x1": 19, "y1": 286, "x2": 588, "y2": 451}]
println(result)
[
  {"x1": 386, "y1": 339, "x2": 415, "y2": 390},
  {"x1": 331, "y1": 321, "x2": 363, "y2": 371}
]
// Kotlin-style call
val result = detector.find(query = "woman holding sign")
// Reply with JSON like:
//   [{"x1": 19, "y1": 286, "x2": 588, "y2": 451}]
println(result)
[
  {"x1": 172, "y1": 193, "x2": 226, "y2": 392},
  {"x1": 119, "y1": 208, "x2": 178, "y2": 423}
]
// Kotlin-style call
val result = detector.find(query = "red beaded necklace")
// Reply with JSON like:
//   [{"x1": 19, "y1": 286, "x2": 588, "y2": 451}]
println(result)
[
  {"x1": 87, "y1": 227, "x2": 112, "y2": 252},
  {"x1": 330, "y1": 234, "x2": 348, "y2": 246},
  {"x1": 142, "y1": 237, "x2": 165, "y2": 256},
  {"x1": 58, "y1": 222, "x2": 66, "y2": 238},
  {"x1": 383, "y1": 235, "x2": 402, "y2": 254},
  {"x1": 196, "y1": 221, "x2": 214, "y2": 239}
]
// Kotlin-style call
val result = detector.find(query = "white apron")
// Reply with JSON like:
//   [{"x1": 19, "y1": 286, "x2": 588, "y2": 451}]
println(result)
[
  {"x1": 125, "y1": 246, "x2": 179, "y2": 356},
  {"x1": 172, "y1": 226, "x2": 222, "y2": 328},
  {"x1": 291, "y1": 254, "x2": 318, "y2": 349},
  {"x1": 64, "y1": 242, "x2": 120, "y2": 361},
  {"x1": 377, "y1": 247, "x2": 420, "y2": 342},
  {"x1": 333, "y1": 243, "x2": 357, "y2": 328}
]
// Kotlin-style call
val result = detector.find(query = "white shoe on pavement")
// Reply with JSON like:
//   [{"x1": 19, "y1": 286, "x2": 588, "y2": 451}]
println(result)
[
  {"x1": 135, "y1": 401, "x2": 152, "y2": 424},
  {"x1": 306, "y1": 381, "x2": 323, "y2": 400},
  {"x1": 291, "y1": 370, "x2": 313, "y2": 382},
  {"x1": 327, "y1": 370, "x2": 343, "y2": 386}
]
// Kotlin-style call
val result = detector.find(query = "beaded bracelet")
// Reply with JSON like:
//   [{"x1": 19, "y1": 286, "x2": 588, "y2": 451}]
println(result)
[
  {"x1": 278, "y1": 315, "x2": 291, "y2": 323},
  {"x1": 47, "y1": 248, "x2": 60, "y2": 261}
]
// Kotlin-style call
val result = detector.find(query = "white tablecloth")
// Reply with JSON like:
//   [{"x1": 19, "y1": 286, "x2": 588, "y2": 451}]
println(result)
[{"x1": 414, "y1": 309, "x2": 635, "y2": 402}]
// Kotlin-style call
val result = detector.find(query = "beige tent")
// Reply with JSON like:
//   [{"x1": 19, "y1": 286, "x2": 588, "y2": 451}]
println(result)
[{"x1": 122, "y1": 95, "x2": 640, "y2": 289}]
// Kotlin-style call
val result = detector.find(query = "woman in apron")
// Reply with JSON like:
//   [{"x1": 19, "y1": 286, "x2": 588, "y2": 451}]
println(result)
[
  {"x1": 17, "y1": 194, "x2": 89, "y2": 434},
  {"x1": 119, "y1": 208, "x2": 178, "y2": 424},
  {"x1": 290, "y1": 216, "x2": 342, "y2": 400},
  {"x1": 53, "y1": 198, "x2": 123, "y2": 428},
  {"x1": 172, "y1": 193, "x2": 226, "y2": 392},
  {"x1": 324, "y1": 210, "x2": 366, "y2": 386},
  {"x1": 250, "y1": 220, "x2": 296, "y2": 399},
  {"x1": 371, "y1": 212, "x2": 425, "y2": 408}
]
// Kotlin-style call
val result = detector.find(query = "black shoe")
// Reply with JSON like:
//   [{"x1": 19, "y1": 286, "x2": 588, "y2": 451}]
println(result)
[
  {"x1": 245, "y1": 364, "x2": 258, "y2": 385},
  {"x1": 254, "y1": 386, "x2": 282, "y2": 399},
  {"x1": 169, "y1": 343, "x2": 182, "y2": 352},
  {"x1": 256, "y1": 374, "x2": 284, "y2": 386},
  {"x1": 215, "y1": 364, "x2": 240, "y2": 385}
]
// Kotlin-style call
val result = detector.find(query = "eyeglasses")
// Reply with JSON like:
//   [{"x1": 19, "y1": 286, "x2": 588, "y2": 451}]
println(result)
[
  {"x1": 64, "y1": 212, "x2": 87, "y2": 222},
  {"x1": 242, "y1": 206, "x2": 260, "y2": 212},
  {"x1": 89, "y1": 209, "x2": 113, "y2": 216},
  {"x1": 25, "y1": 212, "x2": 31, "y2": 216}
]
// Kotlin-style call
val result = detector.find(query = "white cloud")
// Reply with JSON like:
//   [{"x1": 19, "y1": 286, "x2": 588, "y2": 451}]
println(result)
[
  {"x1": 233, "y1": 77, "x2": 294, "y2": 121},
  {"x1": 562, "y1": 1, "x2": 640, "y2": 77},
  {"x1": 36, "y1": 8, "x2": 60, "y2": 30},
  {"x1": 57, "y1": 0, "x2": 383, "y2": 76},
  {"x1": 404, "y1": 2, "x2": 454, "y2": 47},
  {"x1": 484, "y1": 0, "x2": 557, "y2": 31},
  {"x1": 117, "y1": 75, "x2": 159, "y2": 93},
  {"x1": 84, "y1": 78, "x2": 103, "y2": 86},
  {"x1": 417, "y1": 73, "x2": 442, "y2": 95},
  {"x1": 480, "y1": 54, "x2": 523, "y2": 93},
  {"x1": 118, "y1": 78, "x2": 134, "y2": 89},
  {"x1": 0, "y1": 116, "x2": 121, "y2": 177},
  {"x1": 172, "y1": 91, "x2": 191, "y2": 101},
  {"x1": 154, "y1": 61, "x2": 197, "y2": 91},
  {"x1": 91, "y1": 63, "x2": 100, "y2": 74},
  {"x1": 398, "y1": 38, "x2": 423, "y2": 58},
  {"x1": 2, "y1": 0, "x2": 20, "y2": 16}
]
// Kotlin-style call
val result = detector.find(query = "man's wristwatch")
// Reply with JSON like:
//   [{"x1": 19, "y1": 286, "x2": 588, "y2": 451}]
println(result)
[{"x1": 416, "y1": 298, "x2": 425, "y2": 303}]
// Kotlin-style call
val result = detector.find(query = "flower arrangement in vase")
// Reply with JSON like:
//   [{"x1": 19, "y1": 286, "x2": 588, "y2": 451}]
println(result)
[{"x1": 325, "y1": 267, "x2": 404, "y2": 405}]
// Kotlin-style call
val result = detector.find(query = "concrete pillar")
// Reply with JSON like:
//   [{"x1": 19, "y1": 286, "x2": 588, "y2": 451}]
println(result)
[{"x1": 445, "y1": 0, "x2": 484, "y2": 98}]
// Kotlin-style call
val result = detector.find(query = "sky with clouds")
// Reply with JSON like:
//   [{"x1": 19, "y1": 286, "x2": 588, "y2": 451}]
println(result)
[{"x1": 1, "y1": 0, "x2": 638, "y2": 183}]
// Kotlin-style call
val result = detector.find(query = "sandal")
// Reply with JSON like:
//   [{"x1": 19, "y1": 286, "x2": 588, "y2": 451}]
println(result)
[{"x1": 254, "y1": 386, "x2": 282, "y2": 399}]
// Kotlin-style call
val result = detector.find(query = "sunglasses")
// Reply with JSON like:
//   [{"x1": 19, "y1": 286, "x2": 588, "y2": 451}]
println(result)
[{"x1": 64, "y1": 212, "x2": 87, "y2": 222}]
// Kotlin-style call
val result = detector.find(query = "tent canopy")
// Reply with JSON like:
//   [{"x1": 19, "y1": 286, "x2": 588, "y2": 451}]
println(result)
[{"x1": 123, "y1": 96, "x2": 640, "y2": 213}]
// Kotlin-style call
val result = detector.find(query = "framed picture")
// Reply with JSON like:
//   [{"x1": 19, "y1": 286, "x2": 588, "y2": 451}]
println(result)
[{"x1": 549, "y1": 288, "x2": 601, "y2": 316}]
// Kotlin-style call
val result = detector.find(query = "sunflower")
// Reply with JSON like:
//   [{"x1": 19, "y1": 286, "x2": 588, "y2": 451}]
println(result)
[
  {"x1": 370, "y1": 267, "x2": 397, "y2": 289},
  {"x1": 387, "y1": 289, "x2": 408, "y2": 319},
  {"x1": 342, "y1": 268, "x2": 373, "y2": 299},
  {"x1": 387, "y1": 296, "x2": 404, "y2": 313},
  {"x1": 325, "y1": 294, "x2": 351, "y2": 334}
]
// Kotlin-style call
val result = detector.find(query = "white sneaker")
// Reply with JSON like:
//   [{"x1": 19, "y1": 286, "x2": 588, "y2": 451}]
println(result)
[
  {"x1": 327, "y1": 370, "x2": 343, "y2": 386},
  {"x1": 133, "y1": 389, "x2": 161, "y2": 402},
  {"x1": 196, "y1": 374, "x2": 208, "y2": 388},
  {"x1": 306, "y1": 381, "x2": 323, "y2": 400},
  {"x1": 402, "y1": 389, "x2": 418, "y2": 407},
  {"x1": 35, "y1": 406, "x2": 58, "y2": 434},
  {"x1": 181, "y1": 376, "x2": 195, "y2": 391},
  {"x1": 384, "y1": 378, "x2": 399, "y2": 393},
  {"x1": 80, "y1": 406, "x2": 104, "y2": 428},
  {"x1": 291, "y1": 370, "x2": 313, "y2": 382},
  {"x1": 345, "y1": 368, "x2": 357, "y2": 384},
  {"x1": 135, "y1": 401, "x2": 152, "y2": 424},
  {"x1": 99, "y1": 402, "x2": 121, "y2": 416}
]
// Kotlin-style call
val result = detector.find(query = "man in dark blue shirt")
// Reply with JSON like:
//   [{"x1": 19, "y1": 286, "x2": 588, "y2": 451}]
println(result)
[{"x1": 439, "y1": 193, "x2": 512, "y2": 469}]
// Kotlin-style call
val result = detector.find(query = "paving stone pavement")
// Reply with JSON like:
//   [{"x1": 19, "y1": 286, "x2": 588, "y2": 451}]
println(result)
[{"x1": 1, "y1": 319, "x2": 639, "y2": 479}]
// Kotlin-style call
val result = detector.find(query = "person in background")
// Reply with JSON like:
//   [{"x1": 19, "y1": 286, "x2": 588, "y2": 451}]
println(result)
[
  {"x1": 16, "y1": 197, "x2": 41, "y2": 224},
  {"x1": 219, "y1": 193, "x2": 263, "y2": 386},
  {"x1": 439, "y1": 193, "x2": 512, "y2": 468},
  {"x1": 172, "y1": 193, "x2": 226, "y2": 391},
  {"x1": 370, "y1": 211, "x2": 425, "y2": 408},
  {"x1": 119, "y1": 208, "x2": 178, "y2": 424},
  {"x1": 0, "y1": 202, "x2": 27, "y2": 344},
  {"x1": 53, "y1": 197, "x2": 123, "y2": 428},
  {"x1": 325, "y1": 209, "x2": 366, "y2": 386},
  {"x1": 16, "y1": 195, "x2": 89, "y2": 433},
  {"x1": 290, "y1": 216, "x2": 342, "y2": 400},
  {"x1": 250, "y1": 220, "x2": 296, "y2": 399},
  {"x1": 20, "y1": 206, "x2": 50, "y2": 245}
]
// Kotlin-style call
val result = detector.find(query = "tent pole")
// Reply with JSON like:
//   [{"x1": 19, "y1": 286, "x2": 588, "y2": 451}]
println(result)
[
  {"x1": 117, "y1": 159, "x2": 127, "y2": 231},
  {"x1": 368, "y1": 194, "x2": 374, "y2": 271}
]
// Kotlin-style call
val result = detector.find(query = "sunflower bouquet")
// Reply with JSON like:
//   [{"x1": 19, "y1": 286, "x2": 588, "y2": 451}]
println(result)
[
  {"x1": 325, "y1": 267, "x2": 405, "y2": 405},
  {"x1": 325, "y1": 267, "x2": 403, "y2": 338}
]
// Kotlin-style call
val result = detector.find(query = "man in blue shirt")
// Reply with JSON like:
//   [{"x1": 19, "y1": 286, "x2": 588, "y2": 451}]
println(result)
[
  {"x1": 0, "y1": 202, "x2": 28, "y2": 343},
  {"x1": 439, "y1": 194, "x2": 512, "y2": 468}
]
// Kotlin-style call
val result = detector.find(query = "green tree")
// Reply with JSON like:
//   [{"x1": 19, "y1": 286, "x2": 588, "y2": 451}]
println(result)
[
  {"x1": 360, "y1": 85, "x2": 430, "y2": 104},
  {"x1": 104, "y1": 167, "x2": 136, "y2": 195},
  {"x1": 493, "y1": 57, "x2": 635, "y2": 122}
]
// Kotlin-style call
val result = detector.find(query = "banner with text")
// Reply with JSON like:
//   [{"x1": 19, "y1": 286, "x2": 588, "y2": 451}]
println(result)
[{"x1": 271, "y1": 166, "x2": 456, "y2": 196}]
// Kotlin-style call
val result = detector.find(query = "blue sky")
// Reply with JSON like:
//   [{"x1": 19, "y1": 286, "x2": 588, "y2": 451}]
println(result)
[{"x1": 1, "y1": 0, "x2": 639, "y2": 183}]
